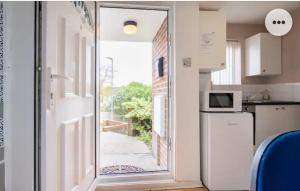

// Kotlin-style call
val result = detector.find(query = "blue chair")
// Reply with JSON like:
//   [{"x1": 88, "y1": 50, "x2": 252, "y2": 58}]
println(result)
[{"x1": 250, "y1": 131, "x2": 300, "y2": 191}]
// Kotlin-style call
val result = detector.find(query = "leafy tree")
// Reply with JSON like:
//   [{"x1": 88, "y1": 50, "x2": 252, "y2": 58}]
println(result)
[
  {"x1": 123, "y1": 97, "x2": 152, "y2": 130},
  {"x1": 113, "y1": 82, "x2": 151, "y2": 116},
  {"x1": 113, "y1": 82, "x2": 152, "y2": 146}
]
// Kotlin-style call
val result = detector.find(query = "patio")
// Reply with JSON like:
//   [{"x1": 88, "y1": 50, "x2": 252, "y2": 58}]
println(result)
[{"x1": 99, "y1": 131, "x2": 164, "y2": 175}]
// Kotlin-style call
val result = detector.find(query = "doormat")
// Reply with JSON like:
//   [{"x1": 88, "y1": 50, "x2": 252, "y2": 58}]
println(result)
[{"x1": 100, "y1": 165, "x2": 144, "y2": 175}]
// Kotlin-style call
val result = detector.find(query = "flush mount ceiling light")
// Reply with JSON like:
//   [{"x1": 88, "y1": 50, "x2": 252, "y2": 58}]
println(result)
[{"x1": 123, "y1": 20, "x2": 137, "y2": 35}]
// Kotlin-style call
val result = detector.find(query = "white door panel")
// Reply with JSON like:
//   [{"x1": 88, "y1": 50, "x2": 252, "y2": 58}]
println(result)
[
  {"x1": 82, "y1": 114, "x2": 95, "y2": 180},
  {"x1": 61, "y1": 119, "x2": 80, "y2": 191},
  {"x1": 44, "y1": 2, "x2": 96, "y2": 191}
]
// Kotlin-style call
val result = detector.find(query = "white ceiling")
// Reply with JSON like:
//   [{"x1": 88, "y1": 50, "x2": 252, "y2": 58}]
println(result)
[
  {"x1": 100, "y1": 7, "x2": 167, "y2": 42},
  {"x1": 199, "y1": 1, "x2": 300, "y2": 24}
]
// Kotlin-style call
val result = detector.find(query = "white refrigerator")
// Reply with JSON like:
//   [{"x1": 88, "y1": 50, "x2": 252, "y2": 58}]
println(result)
[{"x1": 200, "y1": 112, "x2": 253, "y2": 190}]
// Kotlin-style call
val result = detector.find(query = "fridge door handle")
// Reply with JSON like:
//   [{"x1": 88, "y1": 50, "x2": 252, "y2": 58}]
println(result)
[{"x1": 228, "y1": 122, "x2": 239, "y2": 126}]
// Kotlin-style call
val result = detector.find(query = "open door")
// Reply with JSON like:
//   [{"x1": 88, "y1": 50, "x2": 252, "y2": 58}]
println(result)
[{"x1": 42, "y1": 2, "x2": 97, "y2": 191}]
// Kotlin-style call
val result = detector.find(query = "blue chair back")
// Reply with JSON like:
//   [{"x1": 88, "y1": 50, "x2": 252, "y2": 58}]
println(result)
[{"x1": 250, "y1": 131, "x2": 300, "y2": 191}]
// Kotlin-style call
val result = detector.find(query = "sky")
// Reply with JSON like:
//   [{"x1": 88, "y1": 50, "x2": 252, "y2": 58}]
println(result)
[{"x1": 100, "y1": 41, "x2": 152, "y2": 87}]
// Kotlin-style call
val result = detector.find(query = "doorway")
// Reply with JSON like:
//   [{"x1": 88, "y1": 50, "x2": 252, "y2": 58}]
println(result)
[
  {"x1": 39, "y1": 2, "x2": 172, "y2": 190},
  {"x1": 98, "y1": 6, "x2": 171, "y2": 176}
]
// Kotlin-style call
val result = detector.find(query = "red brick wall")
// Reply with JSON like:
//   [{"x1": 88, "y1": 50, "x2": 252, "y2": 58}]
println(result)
[{"x1": 152, "y1": 17, "x2": 168, "y2": 169}]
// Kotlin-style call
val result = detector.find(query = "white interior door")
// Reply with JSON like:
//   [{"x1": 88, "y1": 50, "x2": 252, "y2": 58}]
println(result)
[{"x1": 43, "y1": 2, "x2": 96, "y2": 191}]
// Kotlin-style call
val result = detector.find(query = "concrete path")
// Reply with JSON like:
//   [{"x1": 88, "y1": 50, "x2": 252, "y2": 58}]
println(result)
[{"x1": 100, "y1": 131, "x2": 164, "y2": 173}]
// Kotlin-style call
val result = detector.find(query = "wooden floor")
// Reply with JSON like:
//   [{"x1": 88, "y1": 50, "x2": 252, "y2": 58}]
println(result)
[{"x1": 165, "y1": 188, "x2": 208, "y2": 191}]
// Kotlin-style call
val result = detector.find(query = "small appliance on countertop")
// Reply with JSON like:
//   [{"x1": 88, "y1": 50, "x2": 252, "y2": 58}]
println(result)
[
  {"x1": 201, "y1": 90, "x2": 242, "y2": 112},
  {"x1": 200, "y1": 90, "x2": 254, "y2": 191}
]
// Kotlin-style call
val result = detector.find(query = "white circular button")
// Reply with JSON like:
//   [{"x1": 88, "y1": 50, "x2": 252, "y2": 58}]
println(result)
[{"x1": 265, "y1": 9, "x2": 293, "y2": 36}]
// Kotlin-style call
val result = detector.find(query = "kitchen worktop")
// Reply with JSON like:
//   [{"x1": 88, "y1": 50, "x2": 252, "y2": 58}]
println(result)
[{"x1": 242, "y1": 100, "x2": 300, "y2": 105}]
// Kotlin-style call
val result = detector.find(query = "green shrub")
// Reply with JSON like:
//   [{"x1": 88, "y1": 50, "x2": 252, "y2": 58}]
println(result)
[
  {"x1": 123, "y1": 98, "x2": 152, "y2": 127},
  {"x1": 132, "y1": 124, "x2": 152, "y2": 147},
  {"x1": 113, "y1": 82, "x2": 151, "y2": 117},
  {"x1": 113, "y1": 82, "x2": 152, "y2": 145}
]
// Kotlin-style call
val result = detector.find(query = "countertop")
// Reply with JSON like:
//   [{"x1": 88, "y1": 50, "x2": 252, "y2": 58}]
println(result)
[{"x1": 242, "y1": 100, "x2": 300, "y2": 105}]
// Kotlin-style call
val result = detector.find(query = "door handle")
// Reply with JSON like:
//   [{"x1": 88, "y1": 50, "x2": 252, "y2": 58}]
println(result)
[
  {"x1": 46, "y1": 67, "x2": 74, "y2": 110},
  {"x1": 50, "y1": 74, "x2": 74, "y2": 81},
  {"x1": 228, "y1": 123, "x2": 239, "y2": 126}
]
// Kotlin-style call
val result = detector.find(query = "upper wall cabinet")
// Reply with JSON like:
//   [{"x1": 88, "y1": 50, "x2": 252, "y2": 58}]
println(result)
[
  {"x1": 199, "y1": 11, "x2": 226, "y2": 72},
  {"x1": 245, "y1": 33, "x2": 281, "y2": 76}
]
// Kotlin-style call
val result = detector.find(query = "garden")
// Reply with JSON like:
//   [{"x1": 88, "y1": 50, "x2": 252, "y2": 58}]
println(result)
[{"x1": 101, "y1": 82, "x2": 153, "y2": 147}]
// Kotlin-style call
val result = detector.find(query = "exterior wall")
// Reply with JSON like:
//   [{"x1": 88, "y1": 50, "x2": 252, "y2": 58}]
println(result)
[
  {"x1": 152, "y1": 17, "x2": 168, "y2": 169},
  {"x1": 227, "y1": 23, "x2": 267, "y2": 84},
  {"x1": 266, "y1": 8, "x2": 300, "y2": 84}
]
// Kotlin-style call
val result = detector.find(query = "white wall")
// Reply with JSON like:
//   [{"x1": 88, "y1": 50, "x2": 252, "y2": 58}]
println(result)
[
  {"x1": 173, "y1": 2, "x2": 201, "y2": 184},
  {"x1": 5, "y1": 2, "x2": 35, "y2": 191}
]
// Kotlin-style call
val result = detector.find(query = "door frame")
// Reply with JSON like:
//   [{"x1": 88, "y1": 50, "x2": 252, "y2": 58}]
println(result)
[
  {"x1": 34, "y1": 2, "x2": 42, "y2": 191},
  {"x1": 96, "y1": 2, "x2": 175, "y2": 184},
  {"x1": 37, "y1": 2, "x2": 99, "y2": 191}
]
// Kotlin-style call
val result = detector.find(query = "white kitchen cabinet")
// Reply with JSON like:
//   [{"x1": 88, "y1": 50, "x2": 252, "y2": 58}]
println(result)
[
  {"x1": 255, "y1": 105, "x2": 300, "y2": 150},
  {"x1": 245, "y1": 33, "x2": 281, "y2": 76},
  {"x1": 199, "y1": 11, "x2": 226, "y2": 72}
]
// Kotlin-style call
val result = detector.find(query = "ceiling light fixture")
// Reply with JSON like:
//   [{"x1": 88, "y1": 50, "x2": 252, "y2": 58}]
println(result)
[{"x1": 123, "y1": 20, "x2": 137, "y2": 35}]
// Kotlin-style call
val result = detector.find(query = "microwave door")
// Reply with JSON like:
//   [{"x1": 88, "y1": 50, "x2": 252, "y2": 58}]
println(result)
[{"x1": 209, "y1": 93, "x2": 234, "y2": 108}]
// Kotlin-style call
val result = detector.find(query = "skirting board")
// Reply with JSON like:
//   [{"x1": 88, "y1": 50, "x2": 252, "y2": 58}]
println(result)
[{"x1": 90, "y1": 179, "x2": 203, "y2": 191}]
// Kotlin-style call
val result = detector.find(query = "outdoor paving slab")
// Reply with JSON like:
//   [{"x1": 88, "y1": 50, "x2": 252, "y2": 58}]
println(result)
[
  {"x1": 100, "y1": 131, "x2": 151, "y2": 154},
  {"x1": 100, "y1": 131, "x2": 165, "y2": 173}
]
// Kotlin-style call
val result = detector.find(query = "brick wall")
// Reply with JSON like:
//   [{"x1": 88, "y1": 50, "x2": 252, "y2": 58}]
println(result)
[{"x1": 152, "y1": 17, "x2": 168, "y2": 169}]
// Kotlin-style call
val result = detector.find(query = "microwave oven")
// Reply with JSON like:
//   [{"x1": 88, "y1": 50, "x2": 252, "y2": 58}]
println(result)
[{"x1": 201, "y1": 91, "x2": 242, "y2": 112}]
